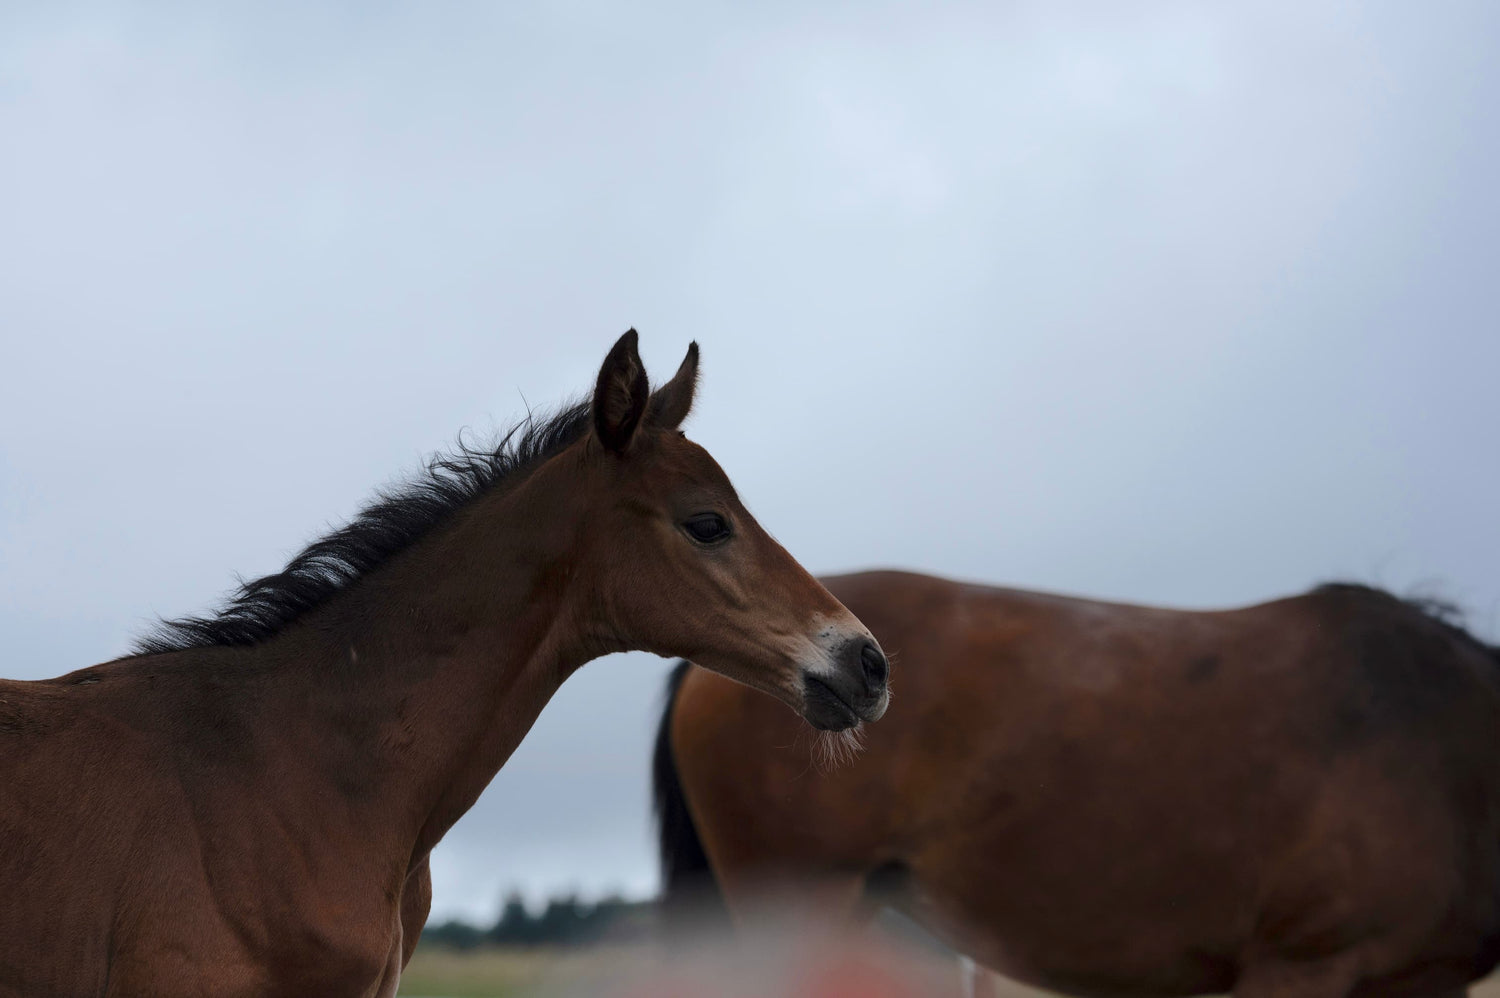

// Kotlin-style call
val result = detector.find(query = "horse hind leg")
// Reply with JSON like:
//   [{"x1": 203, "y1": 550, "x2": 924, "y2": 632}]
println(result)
[
  {"x1": 959, "y1": 955, "x2": 978, "y2": 998},
  {"x1": 956, "y1": 955, "x2": 1018, "y2": 998}
]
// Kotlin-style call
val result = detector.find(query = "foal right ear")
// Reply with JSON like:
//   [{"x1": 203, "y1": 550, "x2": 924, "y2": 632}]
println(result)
[
  {"x1": 592, "y1": 329, "x2": 650, "y2": 454},
  {"x1": 647, "y1": 342, "x2": 699, "y2": 430}
]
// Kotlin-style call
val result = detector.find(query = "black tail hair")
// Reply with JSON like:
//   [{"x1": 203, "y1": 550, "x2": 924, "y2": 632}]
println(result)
[{"x1": 652, "y1": 659, "x2": 730, "y2": 935}]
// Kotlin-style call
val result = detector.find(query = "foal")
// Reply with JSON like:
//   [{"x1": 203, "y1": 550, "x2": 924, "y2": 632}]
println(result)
[{"x1": 0, "y1": 332, "x2": 889, "y2": 998}]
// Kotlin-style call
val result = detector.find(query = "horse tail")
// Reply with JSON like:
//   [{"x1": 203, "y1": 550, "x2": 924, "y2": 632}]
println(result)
[{"x1": 652, "y1": 660, "x2": 729, "y2": 935}]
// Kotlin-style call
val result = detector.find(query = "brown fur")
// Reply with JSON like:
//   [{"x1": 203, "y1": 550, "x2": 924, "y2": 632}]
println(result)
[
  {"x1": 0, "y1": 333, "x2": 886, "y2": 997},
  {"x1": 661, "y1": 571, "x2": 1500, "y2": 998}
]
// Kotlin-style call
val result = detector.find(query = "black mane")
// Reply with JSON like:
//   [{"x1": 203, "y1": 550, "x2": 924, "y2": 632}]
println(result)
[
  {"x1": 1313, "y1": 581, "x2": 1500, "y2": 663},
  {"x1": 134, "y1": 399, "x2": 593, "y2": 655}
]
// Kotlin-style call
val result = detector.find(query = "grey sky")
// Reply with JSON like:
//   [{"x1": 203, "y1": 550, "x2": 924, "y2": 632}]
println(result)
[{"x1": 3, "y1": 2, "x2": 1497, "y2": 922}]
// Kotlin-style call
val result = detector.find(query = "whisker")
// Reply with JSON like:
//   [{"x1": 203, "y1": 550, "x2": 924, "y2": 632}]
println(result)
[{"x1": 812, "y1": 723, "x2": 865, "y2": 772}]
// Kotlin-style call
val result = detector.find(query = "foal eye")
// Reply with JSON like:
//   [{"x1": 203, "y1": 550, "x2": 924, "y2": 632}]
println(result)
[{"x1": 683, "y1": 513, "x2": 731, "y2": 545}]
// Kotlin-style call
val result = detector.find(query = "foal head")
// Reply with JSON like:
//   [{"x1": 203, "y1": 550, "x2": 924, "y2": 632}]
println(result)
[{"x1": 561, "y1": 331, "x2": 888, "y2": 731}]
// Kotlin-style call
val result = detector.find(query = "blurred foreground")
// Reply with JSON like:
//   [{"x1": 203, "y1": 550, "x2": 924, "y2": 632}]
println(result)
[
  {"x1": 399, "y1": 928, "x2": 1500, "y2": 998},
  {"x1": 399, "y1": 933, "x2": 980, "y2": 998}
]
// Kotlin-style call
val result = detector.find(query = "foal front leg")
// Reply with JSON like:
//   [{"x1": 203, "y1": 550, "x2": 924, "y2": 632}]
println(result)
[
  {"x1": 400, "y1": 855, "x2": 433, "y2": 967},
  {"x1": 370, "y1": 938, "x2": 404, "y2": 998},
  {"x1": 364, "y1": 856, "x2": 432, "y2": 998}
]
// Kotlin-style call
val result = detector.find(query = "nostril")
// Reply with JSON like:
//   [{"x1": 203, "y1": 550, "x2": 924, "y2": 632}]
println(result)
[{"x1": 860, "y1": 642, "x2": 888, "y2": 687}]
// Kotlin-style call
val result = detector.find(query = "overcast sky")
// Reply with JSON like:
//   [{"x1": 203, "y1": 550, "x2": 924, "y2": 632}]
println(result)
[{"x1": 3, "y1": 2, "x2": 1497, "y2": 922}]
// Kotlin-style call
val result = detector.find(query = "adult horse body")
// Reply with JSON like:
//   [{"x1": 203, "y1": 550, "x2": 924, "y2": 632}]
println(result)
[
  {"x1": 657, "y1": 571, "x2": 1500, "y2": 998},
  {"x1": 0, "y1": 332, "x2": 889, "y2": 998}
]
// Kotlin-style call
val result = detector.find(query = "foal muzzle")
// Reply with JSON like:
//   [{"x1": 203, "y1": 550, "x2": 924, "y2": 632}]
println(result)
[{"x1": 800, "y1": 638, "x2": 890, "y2": 731}]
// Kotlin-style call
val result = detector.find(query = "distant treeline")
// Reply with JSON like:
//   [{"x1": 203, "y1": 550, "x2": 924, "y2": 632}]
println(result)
[{"x1": 421, "y1": 892, "x2": 656, "y2": 949}]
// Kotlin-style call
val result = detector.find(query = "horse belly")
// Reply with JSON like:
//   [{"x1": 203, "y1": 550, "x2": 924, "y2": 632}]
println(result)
[
  {"x1": 906, "y1": 752, "x2": 1481, "y2": 998},
  {"x1": 907, "y1": 866, "x2": 1244, "y2": 998}
]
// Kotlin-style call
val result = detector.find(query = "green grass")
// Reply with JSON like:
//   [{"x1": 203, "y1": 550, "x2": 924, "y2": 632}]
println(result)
[
  {"x1": 397, "y1": 947, "x2": 543, "y2": 997},
  {"x1": 397, "y1": 945, "x2": 646, "y2": 998}
]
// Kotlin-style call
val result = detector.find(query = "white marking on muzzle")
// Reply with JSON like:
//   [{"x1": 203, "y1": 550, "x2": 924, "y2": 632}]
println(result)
[
  {"x1": 796, "y1": 612, "x2": 862, "y2": 680},
  {"x1": 792, "y1": 612, "x2": 890, "y2": 722}
]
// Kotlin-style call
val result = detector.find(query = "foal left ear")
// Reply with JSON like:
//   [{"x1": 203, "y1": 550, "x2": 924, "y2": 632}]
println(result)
[
  {"x1": 593, "y1": 329, "x2": 651, "y2": 454},
  {"x1": 648, "y1": 342, "x2": 699, "y2": 430}
]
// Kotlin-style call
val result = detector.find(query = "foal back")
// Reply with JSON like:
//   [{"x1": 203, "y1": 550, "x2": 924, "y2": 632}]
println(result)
[{"x1": 0, "y1": 658, "x2": 402, "y2": 998}]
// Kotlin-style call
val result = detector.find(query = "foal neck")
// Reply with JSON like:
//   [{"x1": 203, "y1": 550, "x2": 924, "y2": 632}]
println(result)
[{"x1": 261, "y1": 452, "x2": 598, "y2": 867}]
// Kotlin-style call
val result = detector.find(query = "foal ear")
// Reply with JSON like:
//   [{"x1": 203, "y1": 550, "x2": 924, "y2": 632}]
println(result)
[
  {"x1": 592, "y1": 329, "x2": 651, "y2": 454},
  {"x1": 648, "y1": 342, "x2": 699, "y2": 430}
]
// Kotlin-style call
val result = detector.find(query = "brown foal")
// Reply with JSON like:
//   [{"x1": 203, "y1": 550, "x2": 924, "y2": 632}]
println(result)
[
  {"x1": 0, "y1": 332, "x2": 889, "y2": 998},
  {"x1": 657, "y1": 570, "x2": 1500, "y2": 998}
]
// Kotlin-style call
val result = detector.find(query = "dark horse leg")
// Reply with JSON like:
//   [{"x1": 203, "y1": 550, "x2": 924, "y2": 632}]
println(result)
[{"x1": 717, "y1": 867, "x2": 872, "y2": 929}]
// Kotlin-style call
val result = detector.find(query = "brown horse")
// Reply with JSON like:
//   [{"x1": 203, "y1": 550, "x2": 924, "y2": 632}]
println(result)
[
  {"x1": 0, "y1": 332, "x2": 890, "y2": 998},
  {"x1": 656, "y1": 570, "x2": 1500, "y2": 998}
]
